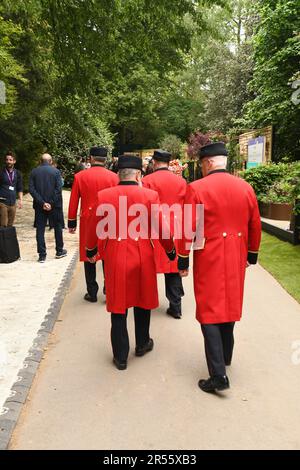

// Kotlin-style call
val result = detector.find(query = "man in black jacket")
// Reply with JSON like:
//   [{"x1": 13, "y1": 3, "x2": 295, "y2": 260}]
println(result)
[
  {"x1": 29, "y1": 153, "x2": 67, "y2": 263},
  {"x1": 0, "y1": 153, "x2": 23, "y2": 227}
]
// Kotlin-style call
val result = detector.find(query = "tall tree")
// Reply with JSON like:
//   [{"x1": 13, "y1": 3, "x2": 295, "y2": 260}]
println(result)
[
  {"x1": 242, "y1": 0, "x2": 300, "y2": 161},
  {"x1": 0, "y1": 11, "x2": 26, "y2": 119}
]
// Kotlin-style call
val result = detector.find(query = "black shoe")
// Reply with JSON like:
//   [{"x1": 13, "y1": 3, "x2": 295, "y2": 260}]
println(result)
[
  {"x1": 55, "y1": 249, "x2": 67, "y2": 259},
  {"x1": 84, "y1": 293, "x2": 97, "y2": 303},
  {"x1": 198, "y1": 375, "x2": 230, "y2": 393},
  {"x1": 38, "y1": 255, "x2": 46, "y2": 263},
  {"x1": 113, "y1": 358, "x2": 127, "y2": 370},
  {"x1": 166, "y1": 308, "x2": 182, "y2": 319},
  {"x1": 135, "y1": 338, "x2": 154, "y2": 357}
]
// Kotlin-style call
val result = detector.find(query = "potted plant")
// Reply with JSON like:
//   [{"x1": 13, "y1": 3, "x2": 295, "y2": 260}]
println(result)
[{"x1": 260, "y1": 180, "x2": 294, "y2": 220}]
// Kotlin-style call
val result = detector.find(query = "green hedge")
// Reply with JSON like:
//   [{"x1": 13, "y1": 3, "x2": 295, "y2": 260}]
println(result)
[{"x1": 240, "y1": 162, "x2": 300, "y2": 212}]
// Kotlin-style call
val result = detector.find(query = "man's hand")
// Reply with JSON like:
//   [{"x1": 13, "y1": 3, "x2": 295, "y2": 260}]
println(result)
[
  {"x1": 179, "y1": 269, "x2": 189, "y2": 278},
  {"x1": 18, "y1": 200, "x2": 23, "y2": 209},
  {"x1": 87, "y1": 256, "x2": 97, "y2": 264},
  {"x1": 166, "y1": 246, "x2": 176, "y2": 261},
  {"x1": 68, "y1": 228, "x2": 76, "y2": 234},
  {"x1": 43, "y1": 202, "x2": 52, "y2": 211}
]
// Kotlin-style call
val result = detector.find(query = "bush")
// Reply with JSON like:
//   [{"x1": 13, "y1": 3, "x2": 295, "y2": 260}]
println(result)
[
  {"x1": 40, "y1": 113, "x2": 115, "y2": 188},
  {"x1": 187, "y1": 130, "x2": 227, "y2": 160},
  {"x1": 260, "y1": 181, "x2": 294, "y2": 204},
  {"x1": 159, "y1": 134, "x2": 184, "y2": 158},
  {"x1": 240, "y1": 162, "x2": 300, "y2": 214},
  {"x1": 240, "y1": 163, "x2": 290, "y2": 200}
]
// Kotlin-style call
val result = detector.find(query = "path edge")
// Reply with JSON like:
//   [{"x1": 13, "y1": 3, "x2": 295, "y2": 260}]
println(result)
[{"x1": 0, "y1": 250, "x2": 78, "y2": 450}]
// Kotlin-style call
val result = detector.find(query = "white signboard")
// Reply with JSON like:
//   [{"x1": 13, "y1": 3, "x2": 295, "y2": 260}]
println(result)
[{"x1": 247, "y1": 136, "x2": 265, "y2": 168}]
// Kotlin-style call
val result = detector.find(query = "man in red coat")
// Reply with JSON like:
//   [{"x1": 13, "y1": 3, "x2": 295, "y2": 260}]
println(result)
[
  {"x1": 68, "y1": 147, "x2": 118, "y2": 302},
  {"x1": 178, "y1": 142, "x2": 261, "y2": 393},
  {"x1": 143, "y1": 150, "x2": 187, "y2": 319},
  {"x1": 86, "y1": 155, "x2": 175, "y2": 370}
]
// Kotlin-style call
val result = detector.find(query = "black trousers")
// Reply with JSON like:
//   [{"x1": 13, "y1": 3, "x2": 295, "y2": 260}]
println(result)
[
  {"x1": 201, "y1": 322, "x2": 235, "y2": 378},
  {"x1": 164, "y1": 273, "x2": 184, "y2": 314},
  {"x1": 84, "y1": 260, "x2": 105, "y2": 298},
  {"x1": 111, "y1": 308, "x2": 151, "y2": 363},
  {"x1": 35, "y1": 210, "x2": 63, "y2": 256}
]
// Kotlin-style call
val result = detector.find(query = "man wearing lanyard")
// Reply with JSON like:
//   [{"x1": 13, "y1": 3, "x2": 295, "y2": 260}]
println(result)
[{"x1": 0, "y1": 153, "x2": 23, "y2": 227}]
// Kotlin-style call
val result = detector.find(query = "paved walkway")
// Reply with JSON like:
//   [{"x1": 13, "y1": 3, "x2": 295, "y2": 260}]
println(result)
[
  {"x1": 8, "y1": 260, "x2": 300, "y2": 450},
  {"x1": 0, "y1": 191, "x2": 78, "y2": 411}
]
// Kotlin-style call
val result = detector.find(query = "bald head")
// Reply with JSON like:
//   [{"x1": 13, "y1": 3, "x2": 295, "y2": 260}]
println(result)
[{"x1": 41, "y1": 153, "x2": 52, "y2": 164}]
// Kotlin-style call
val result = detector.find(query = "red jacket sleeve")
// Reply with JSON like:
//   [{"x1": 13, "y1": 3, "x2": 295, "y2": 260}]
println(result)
[
  {"x1": 68, "y1": 175, "x2": 80, "y2": 229},
  {"x1": 248, "y1": 189, "x2": 262, "y2": 264},
  {"x1": 177, "y1": 184, "x2": 199, "y2": 269},
  {"x1": 85, "y1": 201, "x2": 100, "y2": 258}
]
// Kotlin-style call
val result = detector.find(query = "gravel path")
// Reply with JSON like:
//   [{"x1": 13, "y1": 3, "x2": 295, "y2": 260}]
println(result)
[{"x1": 0, "y1": 191, "x2": 78, "y2": 411}]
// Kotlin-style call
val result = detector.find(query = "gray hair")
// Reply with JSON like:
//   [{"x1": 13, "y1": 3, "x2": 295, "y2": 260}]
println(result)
[
  {"x1": 118, "y1": 168, "x2": 140, "y2": 180},
  {"x1": 207, "y1": 155, "x2": 228, "y2": 168}
]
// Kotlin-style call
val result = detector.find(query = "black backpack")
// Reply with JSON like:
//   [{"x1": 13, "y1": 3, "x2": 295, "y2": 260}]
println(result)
[{"x1": 0, "y1": 226, "x2": 20, "y2": 263}]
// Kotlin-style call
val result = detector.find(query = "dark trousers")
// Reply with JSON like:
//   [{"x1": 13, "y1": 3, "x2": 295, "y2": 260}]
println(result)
[
  {"x1": 111, "y1": 308, "x2": 151, "y2": 362},
  {"x1": 164, "y1": 273, "x2": 184, "y2": 314},
  {"x1": 201, "y1": 322, "x2": 235, "y2": 377},
  {"x1": 84, "y1": 261, "x2": 99, "y2": 299},
  {"x1": 35, "y1": 210, "x2": 63, "y2": 256}
]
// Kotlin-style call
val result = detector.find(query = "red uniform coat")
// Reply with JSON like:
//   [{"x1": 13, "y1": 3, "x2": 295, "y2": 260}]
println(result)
[
  {"x1": 86, "y1": 182, "x2": 174, "y2": 314},
  {"x1": 143, "y1": 169, "x2": 187, "y2": 273},
  {"x1": 178, "y1": 170, "x2": 261, "y2": 325},
  {"x1": 68, "y1": 165, "x2": 118, "y2": 261}
]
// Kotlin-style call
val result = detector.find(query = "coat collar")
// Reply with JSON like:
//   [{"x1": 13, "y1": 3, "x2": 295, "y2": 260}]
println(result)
[
  {"x1": 118, "y1": 181, "x2": 139, "y2": 186},
  {"x1": 154, "y1": 167, "x2": 169, "y2": 172},
  {"x1": 207, "y1": 169, "x2": 228, "y2": 176}
]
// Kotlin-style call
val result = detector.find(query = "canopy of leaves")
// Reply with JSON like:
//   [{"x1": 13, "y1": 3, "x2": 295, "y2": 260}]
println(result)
[
  {"x1": 242, "y1": 0, "x2": 300, "y2": 161},
  {"x1": 0, "y1": 11, "x2": 26, "y2": 118},
  {"x1": 159, "y1": 134, "x2": 184, "y2": 158},
  {"x1": 1, "y1": 0, "x2": 298, "y2": 183},
  {"x1": 0, "y1": 0, "x2": 226, "y2": 178}
]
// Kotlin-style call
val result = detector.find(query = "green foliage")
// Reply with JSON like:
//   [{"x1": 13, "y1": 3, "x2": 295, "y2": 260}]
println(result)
[
  {"x1": 242, "y1": 0, "x2": 300, "y2": 160},
  {"x1": 159, "y1": 135, "x2": 184, "y2": 158},
  {"x1": 3, "y1": 0, "x2": 298, "y2": 185},
  {"x1": 169, "y1": 0, "x2": 256, "y2": 136},
  {"x1": 0, "y1": 0, "x2": 226, "y2": 177},
  {"x1": 36, "y1": 99, "x2": 115, "y2": 187},
  {"x1": 157, "y1": 94, "x2": 205, "y2": 141},
  {"x1": 0, "y1": 12, "x2": 26, "y2": 118},
  {"x1": 240, "y1": 163, "x2": 291, "y2": 199},
  {"x1": 260, "y1": 181, "x2": 294, "y2": 204},
  {"x1": 241, "y1": 162, "x2": 300, "y2": 213}
]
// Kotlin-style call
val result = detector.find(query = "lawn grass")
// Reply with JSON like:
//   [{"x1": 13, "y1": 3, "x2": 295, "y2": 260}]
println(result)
[{"x1": 259, "y1": 231, "x2": 300, "y2": 303}]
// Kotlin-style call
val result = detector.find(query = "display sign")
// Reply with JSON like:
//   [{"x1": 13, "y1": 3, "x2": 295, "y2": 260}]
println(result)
[{"x1": 247, "y1": 136, "x2": 265, "y2": 169}]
